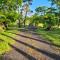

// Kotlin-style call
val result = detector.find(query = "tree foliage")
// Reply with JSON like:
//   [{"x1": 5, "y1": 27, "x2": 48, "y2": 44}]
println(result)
[{"x1": 0, "y1": 0, "x2": 22, "y2": 29}]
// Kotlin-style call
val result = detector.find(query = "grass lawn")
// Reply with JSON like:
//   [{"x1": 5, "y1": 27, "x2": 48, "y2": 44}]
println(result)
[
  {"x1": 0, "y1": 30, "x2": 16, "y2": 55},
  {"x1": 36, "y1": 28, "x2": 60, "y2": 47}
]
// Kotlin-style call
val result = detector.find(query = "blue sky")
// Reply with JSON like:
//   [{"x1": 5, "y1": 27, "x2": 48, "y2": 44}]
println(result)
[
  {"x1": 30, "y1": 0, "x2": 51, "y2": 12},
  {"x1": 28, "y1": 0, "x2": 56, "y2": 16}
]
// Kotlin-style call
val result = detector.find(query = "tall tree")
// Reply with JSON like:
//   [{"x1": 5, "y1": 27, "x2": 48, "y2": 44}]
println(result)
[{"x1": 22, "y1": 0, "x2": 33, "y2": 27}]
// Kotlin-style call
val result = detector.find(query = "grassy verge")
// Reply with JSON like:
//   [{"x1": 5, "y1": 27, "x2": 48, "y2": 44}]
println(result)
[
  {"x1": 0, "y1": 30, "x2": 17, "y2": 55},
  {"x1": 35, "y1": 28, "x2": 60, "y2": 46}
]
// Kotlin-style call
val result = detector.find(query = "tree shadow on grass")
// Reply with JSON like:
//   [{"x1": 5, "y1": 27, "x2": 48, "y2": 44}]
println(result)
[
  {"x1": 0, "y1": 39, "x2": 4, "y2": 42},
  {"x1": 0, "y1": 55, "x2": 4, "y2": 60},
  {"x1": 0, "y1": 39, "x2": 36, "y2": 60},
  {"x1": 8, "y1": 44, "x2": 36, "y2": 60},
  {"x1": 0, "y1": 44, "x2": 36, "y2": 60},
  {"x1": 6, "y1": 32, "x2": 60, "y2": 48},
  {"x1": 1, "y1": 33, "x2": 60, "y2": 60}
]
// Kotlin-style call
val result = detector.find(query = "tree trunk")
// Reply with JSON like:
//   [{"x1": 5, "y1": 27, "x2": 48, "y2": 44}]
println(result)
[
  {"x1": 45, "y1": 25, "x2": 51, "y2": 31},
  {"x1": 18, "y1": 19, "x2": 21, "y2": 28},
  {"x1": 24, "y1": 11, "x2": 27, "y2": 27},
  {"x1": 3, "y1": 22, "x2": 8, "y2": 30}
]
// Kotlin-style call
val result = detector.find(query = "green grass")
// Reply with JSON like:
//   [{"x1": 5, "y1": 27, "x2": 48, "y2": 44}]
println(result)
[
  {"x1": 0, "y1": 31, "x2": 16, "y2": 55},
  {"x1": 36, "y1": 28, "x2": 60, "y2": 46},
  {"x1": 0, "y1": 42, "x2": 11, "y2": 55}
]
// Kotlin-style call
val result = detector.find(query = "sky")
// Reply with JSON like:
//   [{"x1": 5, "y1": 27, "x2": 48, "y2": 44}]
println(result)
[
  {"x1": 28, "y1": 0, "x2": 56, "y2": 16},
  {"x1": 30, "y1": 0, "x2": 51, "y2": 12},
  {"x1": 28, "y1": 0, "x2": 51, "y2": 16}
]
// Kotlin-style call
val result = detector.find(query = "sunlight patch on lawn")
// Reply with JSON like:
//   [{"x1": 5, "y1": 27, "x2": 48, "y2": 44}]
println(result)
[
  {"x1": 0, "y1": 42, "x2": 11, "y2": 55},
  {"x1": 0, "y1": 34, "x2": 15, "y2": 44},
  {"x1": 0, "y1": 31, "x2": 16, "y2": 55},
  {"x1": 36, "y1": 29, "x2": 60, "y2": 46}
]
